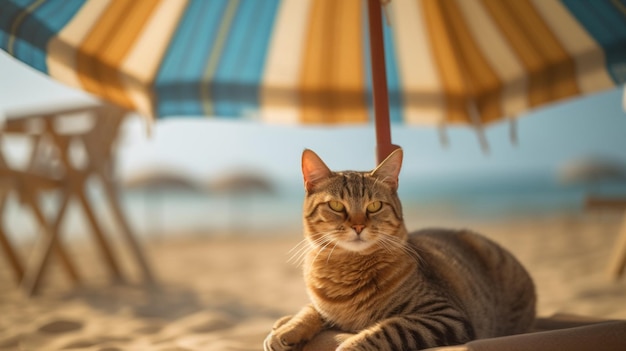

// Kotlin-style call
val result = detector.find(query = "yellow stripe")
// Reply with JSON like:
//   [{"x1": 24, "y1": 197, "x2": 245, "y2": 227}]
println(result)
[
  {"x1": 201, "y1": 0, "x2": 239, "y2": 116},
  {"x1": 104, "y1": 0, "x2": 159, "y2": 106},
  {"x1": 47, "y1": 0, "x2": 112, "y2": 91},
  {"x1": 482, "y1": 0, "x2": 579, "y2": 107},
  {"x1": 77, "y1": 0, "x2": 159, "y2": 110},
  {"x1": 121, "y1": 0, "x2": 189, "y2": 118},
  {"x1": 456, "y1": 0, "x2": 528, "y2": 119},
  {"x1": 427, "y1": 0, "x2": 502, "y2": 125},
  {"x1": 333, "y1": 0, "x2": 366, "y2": 123},
  {"x1": 300, "y1": 0, "x2": 366, "y2": 124},
  {"x1": 300, "y1": 0, "x2": 329, "y2": 123},
  {"x1": 423, "y1": 0, "x2": 467, "y2": 123},
  {"x1": 422, "y1": 0, "x2": 478, "y2": 124},
  {"x1": 530, "y1": 0, "x2": 613, "y2": 94},
  {"x1": 7, "y1": 0, "x2": 46, "y2": 55},
  {"x1": 449, "y1": 2, "x2": 502, "y2": 125},
  {"x1": 507, "y1": 0, "x2": 579, "y2": 102}
]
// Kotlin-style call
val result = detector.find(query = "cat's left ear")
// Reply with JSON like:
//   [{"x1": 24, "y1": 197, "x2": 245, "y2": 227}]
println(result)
[
  {"x1": 302, "y1": 149, "x2": 332, "y2": 192},
  {"x1": 371, "y1": 148, "x2": 403, "y2": 191}
]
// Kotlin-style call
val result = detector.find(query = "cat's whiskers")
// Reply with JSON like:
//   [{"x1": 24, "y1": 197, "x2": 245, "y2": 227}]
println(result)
[
  {"x1": 378, "y1": 234, "x2": 424, "y2": 265},
  {"x1": 287, "y1": 241, "x2": 311, "y2": 263},
  {"x1": 289, "y1": 231, "x2": 339, "y2": 267},
  {"x1": 288, "y1": 237, "x2": 319, "y2": 255},
  {"x1": 288, "y1": 238, "x2": 312, "y2": 255},
  {"x1": 377, "y1": 235, "x2": 404, "y2": 257},
  {"x1": 375, "y1": 235, "x2": 395, "y2": 255},
  {"x1": 311, "y1": 238, "x2": 336, "y2": 266},
  {"x1": 326, "y1": 240, "x2": 340, "y2": 263},
  {"x1": 307, "y1": 229, "x2": 341, "y2": 248},
  {"x1": 287, "y1": 237, "x2": 324, "y2": 263},
  {"x1": 376, "y1": 232, "x2": 422, "y2": 262},
  {"x1": 288, "y1": 237, "x2": 324, "y2": 266}
]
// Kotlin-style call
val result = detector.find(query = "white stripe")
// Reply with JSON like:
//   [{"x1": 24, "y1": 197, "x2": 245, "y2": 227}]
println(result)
[
  {"x1": 391, "y1": 0, "x2": 444, "y2": 125},
  {"x1": 260, "y1": 0, "x2": 312, "y2": 124},
  {"x1": 46, "y1": 0, "x2": 112, "y2": 93},
  {"x1": 531, "y1": 0, "x2": 614, "y2": 94},
  {"x1": 455, "y1": 0, "x2": 528, "y2": 118},
  {"x1": 119, "y1": 0, "x2": 188, "y2": 119}
]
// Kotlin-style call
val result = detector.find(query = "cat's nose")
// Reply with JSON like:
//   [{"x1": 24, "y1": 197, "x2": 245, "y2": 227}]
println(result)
[{"x1": 352, "y1": 224, "x2": 365, "y2": 235}]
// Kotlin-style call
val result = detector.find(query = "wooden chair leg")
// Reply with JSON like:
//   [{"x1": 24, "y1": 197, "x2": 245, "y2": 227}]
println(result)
[
  {"x1": 76, "y1": 187, "x2": 125, "y2": 283},
  {"x1": 102, "y1": 178, "x2": 156, "y2": 284},
  {"x1": 0, "y1": 226, "x2": 24, "y2": 284},
  {"x1": 0, "y1": 194, "x2": 24, "y2": 283},
  {"x1": 84, "y1": 107, "x2": 155, "y2": 285},
  {"x1": 608, "y1": 211, "x2": 626, "y2": 279},
  {"x1": 21, "y1": 191, "x2": 79, "y2": 295},
  {"x1": 44, "y1": 119, "x2": 125, "y2": 284}
]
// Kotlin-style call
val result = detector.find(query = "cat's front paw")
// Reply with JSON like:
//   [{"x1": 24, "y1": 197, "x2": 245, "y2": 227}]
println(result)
[
  {"x1": 264, "y1": 315, "x2": 306, "y2": 351},
  {"x1": 264, "y1": 305, "x2": 325, "y2": 351}
]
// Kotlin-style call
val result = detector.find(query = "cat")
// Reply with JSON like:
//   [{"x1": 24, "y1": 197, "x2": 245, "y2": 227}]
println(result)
[{"x1": 264, "y1": 148, "x2": 536, "y2": 351}]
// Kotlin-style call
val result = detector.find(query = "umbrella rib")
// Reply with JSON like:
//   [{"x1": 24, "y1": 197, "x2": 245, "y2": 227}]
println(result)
[
  {"x1": 201, "y1": 0, "x2": 239, "y2": 116},
  {"x1": 7, "y1": 0, "x2": 46, "y2": 55}
]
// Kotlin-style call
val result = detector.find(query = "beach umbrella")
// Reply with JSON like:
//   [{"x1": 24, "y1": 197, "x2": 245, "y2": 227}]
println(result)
[
  {"x1": 208, "y1": 170, "x2": 276, "y2": 233},
  {"x1": 558, "y1": 157, "x2": 626, "y2": 186},
  {"x1": 1, "y1": 0, "x2": 625, "y2": 161},
  {"x1": 122, "y1": 166, "x2": 205, "y2": 236},
  {"x1": 208, "y1": 171, "x2": 275, "y2": 196}
]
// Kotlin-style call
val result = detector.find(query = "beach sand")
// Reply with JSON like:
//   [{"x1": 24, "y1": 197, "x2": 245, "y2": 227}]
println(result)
[{"x1": 1, "y1": 212, "x2": 626, "y2": 350}]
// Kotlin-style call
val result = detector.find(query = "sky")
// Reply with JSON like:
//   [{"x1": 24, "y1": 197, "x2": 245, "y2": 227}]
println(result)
[{"x1": 1, "y1": 50, "x2": 626, "y2": 190}]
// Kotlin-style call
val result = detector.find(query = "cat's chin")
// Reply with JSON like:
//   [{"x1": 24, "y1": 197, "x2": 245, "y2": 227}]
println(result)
[{"x1": 337, "y1": 238, "x2": 376, "y2": 253}]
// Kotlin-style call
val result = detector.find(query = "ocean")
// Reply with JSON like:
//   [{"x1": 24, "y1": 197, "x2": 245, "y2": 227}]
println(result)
[{"x1": 3, "y1": 171, "x2": 625, "y2": 245}]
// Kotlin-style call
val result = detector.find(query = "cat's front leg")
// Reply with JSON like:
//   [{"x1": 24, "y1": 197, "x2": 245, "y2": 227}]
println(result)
[
  {"x1": 337, "y1": 314, "x2": 474, "y2": 351},
  {"x1": 264, "y1": 304, "x2": 325, "y2": 351}
]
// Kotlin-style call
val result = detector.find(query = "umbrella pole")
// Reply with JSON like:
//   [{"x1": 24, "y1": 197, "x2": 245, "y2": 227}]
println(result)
[{"x1": 367, "y1": 0, "x2": 399, "y2": 164}]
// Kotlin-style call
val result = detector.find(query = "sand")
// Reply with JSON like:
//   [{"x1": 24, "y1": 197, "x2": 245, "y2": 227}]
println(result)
[{"x1": 1, "y1": 212, "x2": 626, "y2": 350}]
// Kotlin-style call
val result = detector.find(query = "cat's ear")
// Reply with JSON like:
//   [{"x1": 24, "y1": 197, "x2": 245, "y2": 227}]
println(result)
[
  {"x1": 371, "y1": 148, "x2": 403, "y2": 191},
  {"x1": 302, "y1": 149, "x2": 332, "y2": 192}
]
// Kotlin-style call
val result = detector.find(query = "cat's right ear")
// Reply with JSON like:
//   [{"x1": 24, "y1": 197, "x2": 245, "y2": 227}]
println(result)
[
  {"x1": 302, "y1": 149, "x2": 332, "y2": 192},
  {"x1": 371, "y1": 148, "x2": 403, "y2": 191}
]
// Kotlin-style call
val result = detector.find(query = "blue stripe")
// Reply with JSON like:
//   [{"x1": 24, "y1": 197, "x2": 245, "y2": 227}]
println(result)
[
  {"x1": 561, "y1": 0, "x2": 626, "y2": 84},
  {"x1": 13, "y1": 1, "x2": 84, "y2": 73},
  {"x1": 1, "y1": 0, "x2": 84, "y2": 74},
  {"x1": 155, "y1": 0, "x2": 228, "y2": 116},
  {"x1": 0, "y1": 1, "x2": 26, "y2": 51},
  {"x1": 12, "y1": 0, "x2": 51, "y2": 71},
  {"x1": 383, "y1": 15, "x2": 403, "y2": 124},
  {"x1": 361, "y1": 5, "x2": 403, "y2": 124},
  {"x1": 212, "y1": 0, "x2": 279, "y2": 117}
]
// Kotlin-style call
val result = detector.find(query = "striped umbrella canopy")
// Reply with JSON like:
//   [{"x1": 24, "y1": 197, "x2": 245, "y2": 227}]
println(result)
[{"x1": 1, "y1": 0, "x2": 625, "y2": 155}]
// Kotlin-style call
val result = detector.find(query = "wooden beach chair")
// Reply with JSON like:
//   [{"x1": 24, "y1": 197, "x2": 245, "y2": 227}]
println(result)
[
  {"x1": 0, "y1": 116, "x2": 80, "y2": 287},
  {"x1": 0, "y1": 102, "x2": 154, "y2": 295},
  {"x1": 584, "y1": 196, "x2": 626, "y2": 279}
]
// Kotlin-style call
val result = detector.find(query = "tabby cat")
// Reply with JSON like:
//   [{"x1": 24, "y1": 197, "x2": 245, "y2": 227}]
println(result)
[{"x1": 264, "y1": 148, "x2": 536, "y2": 351}]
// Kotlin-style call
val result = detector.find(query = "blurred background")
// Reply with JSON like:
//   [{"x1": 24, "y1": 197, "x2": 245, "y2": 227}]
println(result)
[
  {"x1": 2, "y1": 50, "x2": 626, "y2": 240},
  {"x1": 2, "y1": 2, "x2": 626, "y2": 348}
]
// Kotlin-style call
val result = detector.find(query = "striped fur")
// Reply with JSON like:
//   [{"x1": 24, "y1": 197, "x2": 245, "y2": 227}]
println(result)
[{"x1": 265, "y1": 149, "x2": 535, "y2": 351}]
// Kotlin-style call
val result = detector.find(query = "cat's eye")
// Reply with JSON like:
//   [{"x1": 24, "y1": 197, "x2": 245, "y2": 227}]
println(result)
[
  {"x1": 367, "y1": 201, "x2": 382, "y2": 213},
  {"x1": 328, "y1": 201, "x2": 345, "y2": 212}
]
